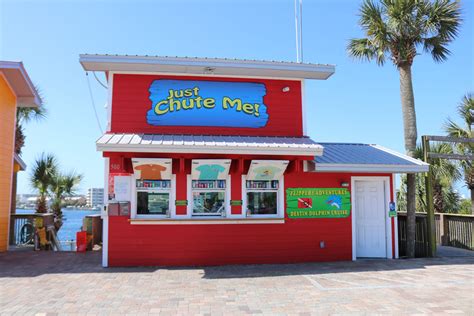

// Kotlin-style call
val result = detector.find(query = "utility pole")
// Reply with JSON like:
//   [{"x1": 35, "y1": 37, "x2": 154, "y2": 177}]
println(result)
[{"x1": 294, "y1": 0, "x2": 303, "y2": 63}]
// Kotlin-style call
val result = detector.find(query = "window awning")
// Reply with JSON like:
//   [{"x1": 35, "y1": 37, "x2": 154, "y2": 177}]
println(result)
[
  {"x1": 247, "y1": 160, "x2": 289, "y2": 180},
  {"x1": 96, "y1": 134, "x2": 324, "y2": 156},
  {"x1": 132, "y1": 158, "x2": 172, "y2": 180}
]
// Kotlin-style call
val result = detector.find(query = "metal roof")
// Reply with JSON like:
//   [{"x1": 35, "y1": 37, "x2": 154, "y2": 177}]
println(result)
[
  {"x1": 312, "y1": 143, "x2": 429, "y2": 173},
  {"x1": 96, "y1": 133, "x2": 324, "y2": 156},
  {"x1": 13, "y1": 153, "x2": 26, "y2": 171},
  {"x1": 79, "y1": 54, "x2": 335, "y2": 80},
  {"x1": 0, "y1": 61, "x2": 41, "y2": 107}
]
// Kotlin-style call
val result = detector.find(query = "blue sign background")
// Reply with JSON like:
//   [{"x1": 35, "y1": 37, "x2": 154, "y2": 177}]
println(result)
[{"x1": 146, "y1": 80, "x2": 269, "y2": 128}]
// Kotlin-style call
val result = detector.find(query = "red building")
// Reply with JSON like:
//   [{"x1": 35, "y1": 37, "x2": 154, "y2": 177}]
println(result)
[{"x1": 80, "y1": 55, "x2": 428, "y2": 267}]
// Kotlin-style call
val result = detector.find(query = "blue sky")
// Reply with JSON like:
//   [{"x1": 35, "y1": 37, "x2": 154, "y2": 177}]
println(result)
[{"x1": 1, "y1": 0, "x2": 473, "y2": 197}]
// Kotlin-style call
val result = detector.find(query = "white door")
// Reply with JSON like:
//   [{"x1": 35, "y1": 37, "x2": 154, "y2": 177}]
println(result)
[{"x1": 354, "y1": 180, "x2": 387, "y2": 258}]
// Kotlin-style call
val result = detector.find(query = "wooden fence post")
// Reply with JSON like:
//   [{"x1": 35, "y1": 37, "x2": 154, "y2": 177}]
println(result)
[
  {"x1": 422, "y1": 136, "x2": 437, "y2": 257},
  {"x1": 440, "y1": 214, "x2": 448, "y2": 246},
  {"x1": 444, "y1": 214, "x2": 450, "y2": 246}
]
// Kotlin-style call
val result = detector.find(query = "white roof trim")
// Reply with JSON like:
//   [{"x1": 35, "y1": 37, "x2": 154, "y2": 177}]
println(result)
[
  {"x1": 313, "y1": 163, "x2": 429, "y2": 173},
  {"x1": 79, "y1": 54, "x2": 335, "y2": 80},
  {"x1": 371, "y1": 144, "x2": 430, "y2": 167},
  {"x1": 96, "y1": 133, "x2": 324, "y2": 157},
  {"x1": 13, "y1": 153, "x2": 27, "y2": 171},
  {"x1": 0, "y1": 61, "x2": 41, "y2": 107}
]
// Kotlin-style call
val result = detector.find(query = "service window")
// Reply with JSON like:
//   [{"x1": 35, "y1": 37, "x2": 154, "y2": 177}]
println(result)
[
  {"x1": 136, "y1": 180, "x2": 171, "y2": 216},
  {"x1": 244, "y1": 160, "x2": 288, "y2": 218},
  {"x1": 132, "y1": 158, "x2": 173, "y2": 218},
  {"x1": 246, "y1": 180, "x2": 279, "y2": 215},
  {"x1": 192, "y1": 180, "x2": 226, "y2": 216},
  {"x1": 190, "y1": 159, "x2": 231, "y2": 217}
]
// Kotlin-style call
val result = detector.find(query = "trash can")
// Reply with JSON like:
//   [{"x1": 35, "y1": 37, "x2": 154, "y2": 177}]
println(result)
[{"x1": 76, "y1": 231, "x2": 87, "y2": 252}]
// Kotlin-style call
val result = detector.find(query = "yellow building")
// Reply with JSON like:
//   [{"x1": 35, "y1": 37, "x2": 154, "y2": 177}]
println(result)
[{"x1": 0, "y1": 61, "x2": 40, "y2": 252}]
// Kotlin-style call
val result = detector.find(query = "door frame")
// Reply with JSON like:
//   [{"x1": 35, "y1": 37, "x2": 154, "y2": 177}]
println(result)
[{"x1": 351, "y1": 176, "x2": 393, "y2": 260}]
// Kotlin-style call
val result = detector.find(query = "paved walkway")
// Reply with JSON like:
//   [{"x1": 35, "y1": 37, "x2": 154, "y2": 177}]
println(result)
[
  {"x1": 437, "y1": 245, "x2": 474, "y2": 257},
  {"x1": 0, "y1": 252, "x2": 473, "y2": 315}
]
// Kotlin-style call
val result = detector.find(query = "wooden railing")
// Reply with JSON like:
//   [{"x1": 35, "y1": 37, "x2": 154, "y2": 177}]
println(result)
[
  {"x1": 437, "y1": 213, "x2": 473, "y2": 250},
  {"x1": 397, "y1": 212, "x2": 430, "y2": 257},
  {"x1": 398, "y1": 212, "x2": 474, "y2": 257}
]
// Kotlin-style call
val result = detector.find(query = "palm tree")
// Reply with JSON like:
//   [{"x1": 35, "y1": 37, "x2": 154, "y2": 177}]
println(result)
[
  {"x1": 30, "y1": 153, "x2": 58, "y2": 213},
  {"x1": 50, "y1": 171, "x2": 83, "y2": 230},
  {"x1": 348, "y1": 0, "x2": 461, "y2": 258},
  {"x1": 15, "y1": 85, "x2": 46, "y2": 155},
  {"x1": 398, "y1": 143, "x2": 461, "y2": 213},
  {"x1": 445, "y1": 94, "x2": 474, "y2": 213}
]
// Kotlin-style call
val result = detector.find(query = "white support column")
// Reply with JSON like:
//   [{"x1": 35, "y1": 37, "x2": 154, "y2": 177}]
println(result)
[
  {"x1": 102, "y1": 158, "x2": 109, "y2": 267},
  {"x1": 393, "y1": 176, "x2": 399, "y2": 259}
]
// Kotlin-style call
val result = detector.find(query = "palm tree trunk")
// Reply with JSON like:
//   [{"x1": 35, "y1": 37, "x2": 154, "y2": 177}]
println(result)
[
  {"x1": 433, "y1": 183, "x2": 444, "y2": 213},
  {"x1": 399, "y1": 64, "x2": 418, "y2": 258}
]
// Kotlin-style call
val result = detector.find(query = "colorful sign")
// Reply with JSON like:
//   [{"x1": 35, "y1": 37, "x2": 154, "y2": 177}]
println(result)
[
  {"x1": 286, "y1": 188, "x2": 351, "y2": 218},
  {"x1": 389, "y1": 202, "x2": 397, "y2": 217},
  {"x1": 147, "y1": 80, "x2": 269, "y2": 128},
  {"x1": 230, "y1": 200, "x2": 243, "y2": 206},
  {"x1": 175, "y1": 200, "x2": 188, "y2": 206}
]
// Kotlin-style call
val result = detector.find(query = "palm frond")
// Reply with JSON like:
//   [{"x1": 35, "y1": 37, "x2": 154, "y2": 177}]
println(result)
[
  {"x1": 30, "y1": 153, "x2": 58, "y2": 197},
  {"x1": 348, "y1": 0, "x2": 461, "y2": 67},
  {"x1": 347, "y1": 38, "x2": 381, "y2": 63}
]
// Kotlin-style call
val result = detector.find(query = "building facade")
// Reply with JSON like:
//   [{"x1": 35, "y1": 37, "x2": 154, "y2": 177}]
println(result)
[
  {"x1": 0, "y1": 61, "x2": 40, "y2": 251},
  {"x1": 87, "y1": 188, "x2": 104, "y2": 208},
  {"x1": 80, "y1": 55, "x2": 428, "y2": 267}
]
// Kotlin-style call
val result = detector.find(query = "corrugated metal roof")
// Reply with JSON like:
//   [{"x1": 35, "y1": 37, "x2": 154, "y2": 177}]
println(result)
[
  {"x1": 313, "y1": 143, "x2": 429, "y2": 173},
  {"x1": 79, "y1": 54, "x2": 335, "y2": 80},
  {"x1": 80, "y1": 53, "x2": 335, "y2": 67},
  {"x1": 315, "y1": 143, "x2": 413, "y2": 165},
  {"x1": 96, "y1": 133, "x2": 323, "y2": 156}
]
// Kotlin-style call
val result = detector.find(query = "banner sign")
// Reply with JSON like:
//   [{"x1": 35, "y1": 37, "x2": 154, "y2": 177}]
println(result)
[
  {"x1": 147, "y1": 80, "x2": 269, "y2": 128},
  {"x1": 286, "y1": 188, "x2": 351, "y2": 218}
]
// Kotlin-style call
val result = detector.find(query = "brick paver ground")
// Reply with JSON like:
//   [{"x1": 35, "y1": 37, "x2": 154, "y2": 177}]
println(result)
[{"x1": 0, "y1": 251, "x2": 473, "y2": 315}]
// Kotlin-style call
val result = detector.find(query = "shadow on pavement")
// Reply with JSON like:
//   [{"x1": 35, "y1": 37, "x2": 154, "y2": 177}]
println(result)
[{"x1": 1, "y1": 250, "x2": 473, "y2": 279}]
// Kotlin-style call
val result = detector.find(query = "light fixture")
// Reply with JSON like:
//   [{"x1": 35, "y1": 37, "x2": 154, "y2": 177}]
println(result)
[
  {"x1": 282, "y1": 86, "x2": 290, "y2": 92},
  {"x1": 341, "y1": 181, "x2": 349, "y2": 187},
  {"x1": 204, "y1": 67, "x2": 215, "y2": 74}
]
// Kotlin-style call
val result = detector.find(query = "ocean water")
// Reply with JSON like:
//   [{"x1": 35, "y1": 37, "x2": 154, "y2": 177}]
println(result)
[{"x1": 15, "y1": 208, "x2": 100, "y2": 244}]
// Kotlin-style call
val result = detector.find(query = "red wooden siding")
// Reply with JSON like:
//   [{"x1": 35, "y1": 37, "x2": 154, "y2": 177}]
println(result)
[
  {"x1": 111, "y1": 74, "x2": 303, "y2": 136},
  {"x1": 107, "y1": 166, "x2": 393, "y2": 267}
]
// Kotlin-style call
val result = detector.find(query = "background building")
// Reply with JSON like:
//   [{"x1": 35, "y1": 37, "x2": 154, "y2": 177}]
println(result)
[
  {"x1": 0, "y1": 61, "x2": 41, "y2": 251},
  {"x1": 87, "y1": 188, "x2": 104, "y2": 208}
]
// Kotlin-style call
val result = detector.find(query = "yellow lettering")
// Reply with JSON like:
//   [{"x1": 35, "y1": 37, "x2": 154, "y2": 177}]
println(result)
[
  {"x1": 203, "y1": 98, "x2": 216, "y2": 108},
  {"x1": 154, "y1": 100, "x2": 169, "y2": 115},
  {"x1": 242, "y1": 103, "x2": 254, "y2": 115},
  {"x1": 222, "y1": 97, "x2": 242, "y2": 111},
  {"x1": 184, "y1": 89, "x2": 193, "y2": 97}
]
